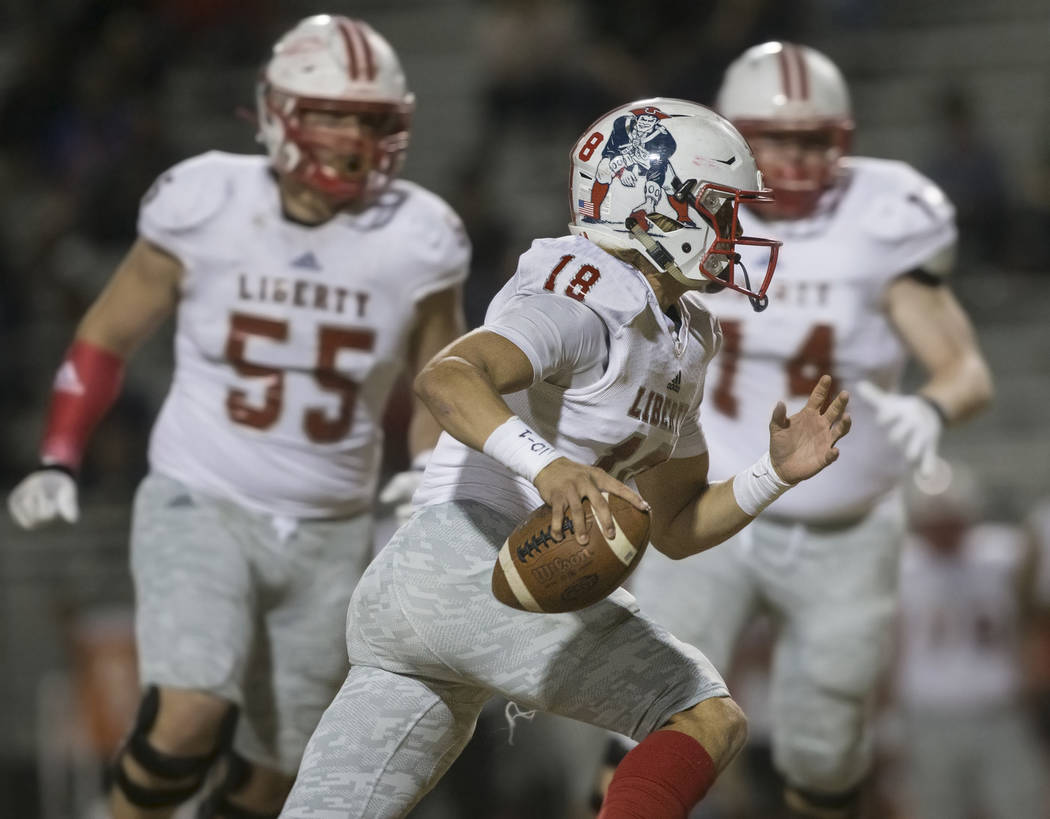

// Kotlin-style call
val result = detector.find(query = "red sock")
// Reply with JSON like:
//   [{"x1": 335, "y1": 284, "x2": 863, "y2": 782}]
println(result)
[{"x1": 598, "y1": 730, "x2": 717, "y2": 819}]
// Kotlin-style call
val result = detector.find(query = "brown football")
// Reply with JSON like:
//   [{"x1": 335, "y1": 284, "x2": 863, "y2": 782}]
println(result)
[{"x1": 491, "y1": 494, "x2": 651, "y2": 613}]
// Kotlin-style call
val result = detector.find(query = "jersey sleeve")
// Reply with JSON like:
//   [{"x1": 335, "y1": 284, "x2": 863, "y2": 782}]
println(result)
[
  {"x1": 671, "y1": 409, "x2": 708, "y2": 459},
  {"x1": 137, "y1": 151, "x2": 233, "y2": 260},
  {"x1": 858, "y1": 161, "x2": 958, "y2": 281},
  {"x1": 484, "y1": 294, "x2": 608, "y2": 385},
  {"x1": 397, "y1": 184, "x2": 472, "y2": 302},
  {"x1": 490, "y1": 236, "x2": 653, "y2": 335}
]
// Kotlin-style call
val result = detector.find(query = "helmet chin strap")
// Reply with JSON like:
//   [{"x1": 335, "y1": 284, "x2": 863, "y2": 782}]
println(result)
[
  {"x1": 625, "y1": 215, "x2": 686, "y2": 281},
  {"x1": 625, "y1": 216, "x2": 768, "y2": 311}
]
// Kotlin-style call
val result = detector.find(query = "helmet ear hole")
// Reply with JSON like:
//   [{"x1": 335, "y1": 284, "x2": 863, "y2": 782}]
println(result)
[{"x1": 681, "y1": 243, "x2": 692, "y2": 253}]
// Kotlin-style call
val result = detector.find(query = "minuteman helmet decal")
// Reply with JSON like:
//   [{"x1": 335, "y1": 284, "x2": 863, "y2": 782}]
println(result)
[{"x1": 568, "y1": 97, "x2": 781, "y2": 309}]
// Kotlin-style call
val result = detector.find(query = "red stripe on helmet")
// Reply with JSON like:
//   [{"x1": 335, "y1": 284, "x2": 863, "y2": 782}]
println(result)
[
  {"x1": 337, "y1": 19, "x2": 360, "y2": 80},
  {"x1": 356, "y1": 21, "x2": 377, "y2": 80},
  {"x1": 789, "y1": 44, "x2": 810, "y2": 99},
  {"x1": 777, "y1": 47, "x2": 795, "y2": 99}
]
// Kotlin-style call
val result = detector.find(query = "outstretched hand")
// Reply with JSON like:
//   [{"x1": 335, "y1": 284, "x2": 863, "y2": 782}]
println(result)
[{"x1": 768, "y1": 375, "x2": 851, "y2": 484}]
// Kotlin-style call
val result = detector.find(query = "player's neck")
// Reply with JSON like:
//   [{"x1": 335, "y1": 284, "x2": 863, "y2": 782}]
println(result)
[{"x1": 643, "y1": 269, "x2": 688, "y2": 312}]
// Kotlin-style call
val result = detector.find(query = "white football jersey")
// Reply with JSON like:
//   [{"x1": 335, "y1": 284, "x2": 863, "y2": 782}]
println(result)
[
  {"x1": 896, "y1": 525, "x2": 1028, "y2": 710},
  {"x1": 416, "y1": 235, "x2": 720, "y2": 521},
  {"x1": 139, "y1": 152, "x2": 470, "y2": 518},
  {"x1": 701, "y1": 157, "x2": 956, "y2": 522}
]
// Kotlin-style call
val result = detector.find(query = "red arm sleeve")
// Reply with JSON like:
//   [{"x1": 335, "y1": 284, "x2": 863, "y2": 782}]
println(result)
[{"x1": 39, "y1": 340, "x2": 125, "y2": 471}]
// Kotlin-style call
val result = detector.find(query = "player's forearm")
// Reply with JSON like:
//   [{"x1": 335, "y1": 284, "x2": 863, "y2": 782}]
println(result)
[
  {"x1": 655, "y1": 478, "x2": 755, "y2": 559},
  {"x1": 414, "y1": 357, "x2": 516, "y2": 452},
  {"x1": 406, "y1": 395, "x2": 443, "y2": 459},
  {"x1": 919, "y1": 350, "x2": 994, "y2": 425}
]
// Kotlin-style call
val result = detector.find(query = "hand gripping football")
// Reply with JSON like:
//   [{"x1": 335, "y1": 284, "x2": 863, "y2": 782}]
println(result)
[{"x1": 491, "y1": 494, "x2": 651, "y2": 613}]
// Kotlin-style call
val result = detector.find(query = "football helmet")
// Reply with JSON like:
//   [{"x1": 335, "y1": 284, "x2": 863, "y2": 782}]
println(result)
[
  {"x1": 568, "y1": 98, "x2": 781, "y2": 308},
  {"x1": 715, "y1": 42, "x2": 854, "y2": 218},
  {"x1": 256, "y1": 15, "x2": 414, "y2": 204}
]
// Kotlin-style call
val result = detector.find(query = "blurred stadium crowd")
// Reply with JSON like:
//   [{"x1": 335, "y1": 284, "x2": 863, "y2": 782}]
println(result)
[{"x1": 1, "y1": 0, "x2": 1050, "y2": 817}]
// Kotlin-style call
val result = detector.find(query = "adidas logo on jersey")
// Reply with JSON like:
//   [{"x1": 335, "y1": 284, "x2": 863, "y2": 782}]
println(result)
[
  {"x1": 291, "y1": 251, "x2": 321, "y2": 271},
  {"x1": 667, "y1": 371, "x2": 682, "y2": 393},
  {"x1": 53, "y1": 361, "x2": 85, "y2": 395}
]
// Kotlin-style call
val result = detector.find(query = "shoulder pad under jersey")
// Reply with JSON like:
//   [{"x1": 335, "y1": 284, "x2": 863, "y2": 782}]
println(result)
[
  {"x1": 504, "y1": 236, "x2": 654, "y2": 335},
  {"x1": 138, "y1": 151, "x2": 237, "y2": 237},
  {"x1": 850, "y1": 157, "x2": 958, "y2": 278},
  {"x1": 388, "y1": 181, "x2": 472, "y2": 299}
]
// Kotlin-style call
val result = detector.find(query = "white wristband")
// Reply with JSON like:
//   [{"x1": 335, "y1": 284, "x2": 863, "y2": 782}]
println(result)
[
  {"x1": 483, "y1": 416, "x2": 563, "y2": 482},
  {"x1": 732, "y1": 451, "x2": 793, "y2": 517}
]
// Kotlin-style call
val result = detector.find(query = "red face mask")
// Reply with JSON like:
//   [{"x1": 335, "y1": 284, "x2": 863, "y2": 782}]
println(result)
[{"x1": 739, "y1": 126, "x2": 850, "y2": 219}]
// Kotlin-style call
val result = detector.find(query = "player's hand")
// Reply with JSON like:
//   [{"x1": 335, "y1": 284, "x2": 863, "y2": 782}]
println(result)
[
  {"x1": 533, "y1": 458, "x2": 649, "y2": 546},
  {"x1": 7, "y1": 467, "x2": 80, "y2": 529},
  {"x1": 768, "y1": 375, "x2": 851, "y2": 484},
  {"x1": 377, "y1": 451, "x2": 431, "y2": 526},
  {"x1": 378, "y1": 469, "x2": 423, "y2": 525},
  {"x1": 856, "y1": 380, "x2": 942, "y2": 479}
]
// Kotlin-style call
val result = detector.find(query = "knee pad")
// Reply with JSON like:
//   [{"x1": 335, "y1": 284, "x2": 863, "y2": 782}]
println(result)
[
  {"x1": 784, "y1": 783, "x2": 861, "y2": 819},
  {"x1": 197, "y1": 751, "x2": 280, "y2": 819},
  {"x1": 774, "y1": 694, "x2": 871, "y2": 792},
  {"x1": 109, "y1": 685, "x2": 239, "y2": 809}
]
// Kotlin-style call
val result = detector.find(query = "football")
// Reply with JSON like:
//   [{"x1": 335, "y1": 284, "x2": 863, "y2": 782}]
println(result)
[{"x1": 491, "y1": 494, "x2": 651, "y2": 613}]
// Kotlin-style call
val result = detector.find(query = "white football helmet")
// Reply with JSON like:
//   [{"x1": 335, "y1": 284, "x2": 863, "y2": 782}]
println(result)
[
  {"x1": 715, "y1": 42, "x2": 854, "y2": 217},
  {"x1": 568, "y1": 98, "x2": 781, "y2": 308},
  {"x1": 256, "y1": 15, "x2": 414, "y2": 204}
]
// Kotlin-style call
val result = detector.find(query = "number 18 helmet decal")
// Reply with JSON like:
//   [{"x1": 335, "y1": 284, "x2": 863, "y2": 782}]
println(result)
[
  {"x1": 257, "y1": 15, "x2": 415, "y2": 204},
  {"x1": 568, "y1": 98, "x2": 781, "y2": 309}
]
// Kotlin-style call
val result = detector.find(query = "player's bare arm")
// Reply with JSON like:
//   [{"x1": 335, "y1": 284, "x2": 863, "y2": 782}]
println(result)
[
  {"x1": 405, "y1": 283, "x2": 467, "y2": 458},
  {"x1": 77, "y1": 237, "x2": 183, "y2": 355},
  {"x1": 7, "y1": 238, "x2": 183, "y2": 529},
  {"x1": 637, "y1": 375, "x2": 850, "y2": 559},
  {"x1": 885, "y1": 275, "x2": 994, "y2": 423},
  {"x1": 415, "y1": 329, "x2": 648, "y2": 542}
]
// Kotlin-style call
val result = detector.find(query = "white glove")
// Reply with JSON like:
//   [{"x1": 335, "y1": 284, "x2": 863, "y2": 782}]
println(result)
[
  {"x1": 856, "y1": 380, "x2": 943, "y2": 479},
  {"x1": 377, "y1": 451, "x2": 431, "y2": 526},
  {"x1": 7, "y1": 468, "x2": 80, "y2": 529}
]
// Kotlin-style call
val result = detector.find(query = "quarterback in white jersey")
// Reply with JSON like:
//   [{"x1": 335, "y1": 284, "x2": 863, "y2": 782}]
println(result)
[
  {"x1": 6, "y1": 16, "x2": 468, "y2": 819},
  {"x1": 280, "y1": 98, "x2": 851, "y2": 819},
  {"x1": 614, "y1": 43, "x2": 994, "y2": 819}
]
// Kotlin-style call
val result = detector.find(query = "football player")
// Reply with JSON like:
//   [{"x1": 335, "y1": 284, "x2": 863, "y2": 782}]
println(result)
[
  {"x1": 598, "y1": 43, "x2": 994, "y2": 819},
  {"x1": 6, "y1": 15, "x2": 469, "y2": 819},
  {"x1": 895, "y1": 465, "x2": 1048, "y2": 819},
  {"x1": 278, "y1": 98, "x2": 850, "y2": 819}
]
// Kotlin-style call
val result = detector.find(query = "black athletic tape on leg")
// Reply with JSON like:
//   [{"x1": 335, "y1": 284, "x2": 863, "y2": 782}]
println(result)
[
  {"x1": 112, "y1": 762, "x2": 203, "y2": 809},
  {"x1": 125, "y1": 686, "x2": 240, "y2": 779}
]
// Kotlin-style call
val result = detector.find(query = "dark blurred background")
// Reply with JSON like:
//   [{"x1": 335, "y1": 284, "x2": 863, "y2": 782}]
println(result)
[{"x1": 1, "y1": 1, "x2": 1049, "y2": 817}]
